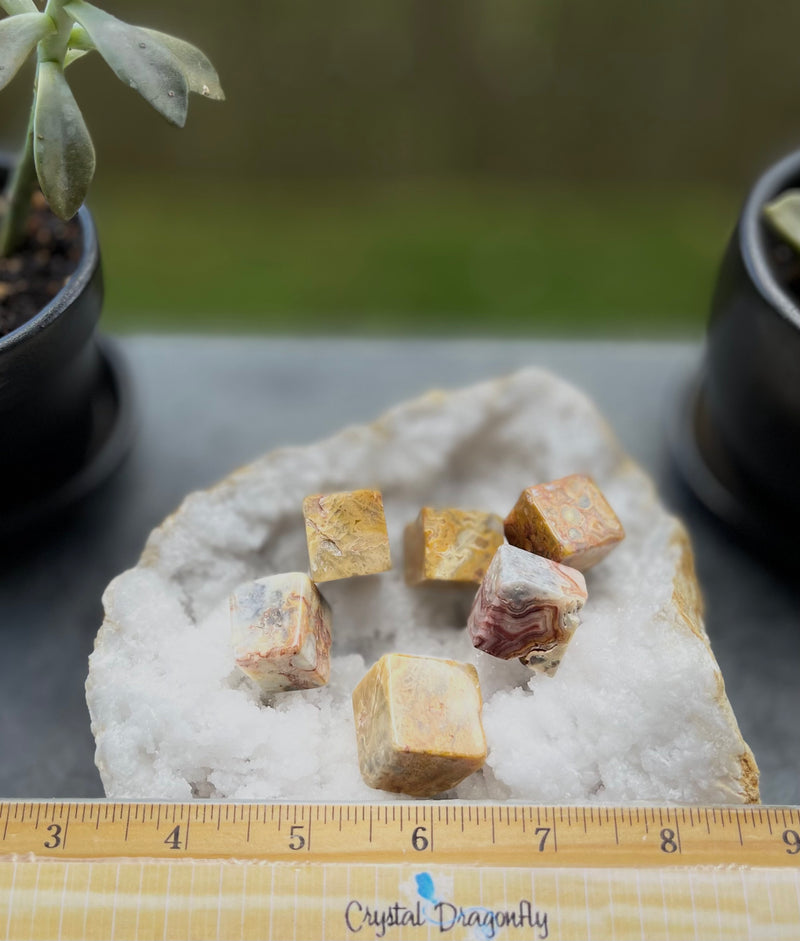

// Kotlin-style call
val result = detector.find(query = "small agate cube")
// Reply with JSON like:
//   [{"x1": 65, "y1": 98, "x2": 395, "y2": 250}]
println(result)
[
  {"x1": 303, "y1": 489, "x2": 392, "y2": 583},
  {"x1": 352, "y1": 653, "x2": 487, "y2": 797},
  {"x1": 230, "y1": 573, "x2": 332, "y2": 693},
  {"x1": 504, "y1": 473, "x2": 625, "y2": 570},
  {"x1": 468, "y1": 544, "x2": 587, "y2": 676},
  {"x1": 404, "y1": 507, "x2": 504, "y2": 586}
]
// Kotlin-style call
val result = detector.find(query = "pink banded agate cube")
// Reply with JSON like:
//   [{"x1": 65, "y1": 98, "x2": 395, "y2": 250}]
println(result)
[
  {"x1": 467, "y1": 544, "x2": 587, "y2": 676},
  {"x1": 230, "y1": 573, "x2": 332, "y2": 693}
]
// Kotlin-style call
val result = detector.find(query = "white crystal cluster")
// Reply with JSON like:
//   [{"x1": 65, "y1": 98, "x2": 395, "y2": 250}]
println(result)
[{"x1": 87, "y1": 369, "x2": 757, "y2": 802}]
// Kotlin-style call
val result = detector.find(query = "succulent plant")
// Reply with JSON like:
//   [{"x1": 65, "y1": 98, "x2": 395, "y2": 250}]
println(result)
[{"x1": 0, "y1": 0, "x2": 223, "y2": 256}]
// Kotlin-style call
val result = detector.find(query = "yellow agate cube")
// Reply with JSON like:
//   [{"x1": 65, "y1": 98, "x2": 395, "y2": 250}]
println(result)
[
  {"x1": 404, "y1": 507, "x2": 504, "y2": 586},
  {"x1": 352, "y1": 653, "x2": 487, "y2": 797},
  {"x1": 303, "y1": 489, "x2": 392, "y2": 583}
]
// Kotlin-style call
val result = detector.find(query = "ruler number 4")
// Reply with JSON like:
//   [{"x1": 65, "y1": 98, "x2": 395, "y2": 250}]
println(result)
[{"x1": 164, "y1": 826, "x2": 183, "y2": 850}]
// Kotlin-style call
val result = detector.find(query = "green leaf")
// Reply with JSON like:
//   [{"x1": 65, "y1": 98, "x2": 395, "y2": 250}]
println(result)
[
  {"x1": 0, "y1": 1, "x2": 38, "y2": 15},
  {"x1": 64, "y1": 46, "x2": 91, "y2": 68},
  {"x1": 63, "y1": 0, "x2": 188, "y2": 126},
  {"x1": 65, "y1": 24, "x2": 94, "y2": 68},
  {"x1": 34, "y1": 61, "x2": 95, "y2": 219},
  {"x1": 140, "y1": 28, "x2": 224, "y2": 100},
  {"x1": 68, "y1": 23, "x2": 94, "y2": 52},
  {"x1": 0, "y1": 12, "x2": 55, "y2": 92},
  {"x1": 763, "y1": 190, "x2": 800, "y2": 255}
]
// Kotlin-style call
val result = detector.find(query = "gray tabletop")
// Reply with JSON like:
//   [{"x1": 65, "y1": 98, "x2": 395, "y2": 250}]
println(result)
[{"x1": 1, "y1": 336, "x2": 797, "y2": 804}]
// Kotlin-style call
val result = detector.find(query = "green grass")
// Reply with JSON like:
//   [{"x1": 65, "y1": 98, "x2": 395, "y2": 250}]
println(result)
[{"x1": 88, "y1": 175, "x2": 738, "y2": 336}]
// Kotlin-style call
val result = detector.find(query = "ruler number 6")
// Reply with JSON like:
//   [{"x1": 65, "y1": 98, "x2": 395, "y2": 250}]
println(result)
[
  {"x1": 289, "y1": 825, "x2": 306, "y2": 851},
  {"x1": 412, "y1": 826, "x2": 429, "y2": 851},
  {"x1": 783, "y1": 829, "x2": 800, "y2": 855}
]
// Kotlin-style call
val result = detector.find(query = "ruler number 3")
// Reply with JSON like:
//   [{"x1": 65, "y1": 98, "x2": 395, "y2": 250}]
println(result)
[{"x1": 43, "y1": 824, "x2": 62, "y2": 849}]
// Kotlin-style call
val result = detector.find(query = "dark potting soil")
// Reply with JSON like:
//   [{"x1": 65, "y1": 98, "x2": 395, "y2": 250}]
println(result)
[{"x1": 0, "y1": 191, "x2": 81, "y2": 338}]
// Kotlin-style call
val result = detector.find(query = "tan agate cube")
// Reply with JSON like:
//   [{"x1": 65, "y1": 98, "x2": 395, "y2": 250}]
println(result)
[
  {"x1": 352, "y1": 653, "x2": 487, "y2": 797},
  {"x1": 230, "y1": 573, "x2": 332, "y2": 693},
  {"x1": 303, "y1": 489, "x2": 392, "y2": 583},
  {"x1": 404, "y1": 507, "x2": 504, "y2": 587},
  {"x1": 504, "y1": 473, "x2": 625, "y2": 570}
]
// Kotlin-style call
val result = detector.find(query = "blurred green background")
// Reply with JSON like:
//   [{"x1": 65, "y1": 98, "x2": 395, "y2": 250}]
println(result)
[{"x1": 3, "y1": 0, "x2": 800, "y2": 335}]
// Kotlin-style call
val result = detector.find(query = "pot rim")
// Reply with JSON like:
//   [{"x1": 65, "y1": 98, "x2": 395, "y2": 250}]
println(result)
[
  {"x1": 0, "y1": 202, "x2": 99, "y2": 353},
  {"x1": 740, "y1": 147, "x2": 800, "y2": 331}
]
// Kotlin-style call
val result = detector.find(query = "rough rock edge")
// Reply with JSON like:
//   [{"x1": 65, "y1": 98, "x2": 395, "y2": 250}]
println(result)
[
  {"x1": 669, "y1": 523, "x2": 760, "y2": 803},
  {"x1": 92, "y1": 367, "x2": 761, "y2": 803}
]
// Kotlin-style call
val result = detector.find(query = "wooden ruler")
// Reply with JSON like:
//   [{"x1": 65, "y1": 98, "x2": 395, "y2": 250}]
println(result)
[{"x1": 1, "y1": 801, "x2": 799, "y2": 940}]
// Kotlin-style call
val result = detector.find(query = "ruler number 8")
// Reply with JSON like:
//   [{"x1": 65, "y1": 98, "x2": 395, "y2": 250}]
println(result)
[
  {"x1": 659, "y1": 828, "x2": 678, "y2": 854},
  {"x1": 783, "y1": 830, "x2": 800, "y2": 854}
]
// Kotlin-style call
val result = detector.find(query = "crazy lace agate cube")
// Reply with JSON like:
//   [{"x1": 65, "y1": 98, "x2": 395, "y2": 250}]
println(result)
[
  {"x1": 504, "y1": 473, "x2": 625, "y2": 570},
  {"x1": 303, "y1": 489, "x2": 392, "y2": 583},
  {"x1": 230, "y1": 573, "x2": 332, "y2": 693},
  {"x1": 352, "y1": 653, "x2": 487, "y2": 797},
  {"x1": 468, "y1": 544, "x2": 587, "y2": 676},
  {"x1": 404, "y1": 507, "x2": 504, "y2": 586}
]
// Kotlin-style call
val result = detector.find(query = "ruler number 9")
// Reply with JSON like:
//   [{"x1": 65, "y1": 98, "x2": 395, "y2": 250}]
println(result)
[{"x1": 783, "y1": 830, "x2": 800, "y2": 854}]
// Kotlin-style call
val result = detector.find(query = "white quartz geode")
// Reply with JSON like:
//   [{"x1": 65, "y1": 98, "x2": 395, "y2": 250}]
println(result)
[{"x1": 87, "y1": 368, "x2": 759, "y2": 803}]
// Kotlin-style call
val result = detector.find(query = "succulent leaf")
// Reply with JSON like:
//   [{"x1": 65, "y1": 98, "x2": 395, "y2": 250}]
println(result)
[
  {"x1": 763, "y1": 190, "x2": 800, "y2": 256},
  {"x1": 0, "y1": 1, "x2": 38, "y2": 15},
  {"x1": 140, "y1": 28, "x2": 224, "y2": 100},
  {"x1": 63, "y1": 0, "x2": 188, "y2": 127},
  {"x1": 65, "y1": 24, "x2": 94, "y2": 68},
  {"x1": 68, "y1": 23, "x2": 94, "y2": 52},
  {"x1": 64, "y1": 47, "x2": 91, "y2": 68},
  {"x1": 33, "y1": 61, "x2": 96, "y2": 220},
  {"x1": 0, "y1": 12, "x2": 55, "y2": 92}
]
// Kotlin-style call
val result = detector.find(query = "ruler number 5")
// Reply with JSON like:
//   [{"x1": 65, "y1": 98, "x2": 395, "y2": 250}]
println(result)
[{"x1": 289, "y1": 825, "x2": 306, "y2": 851}]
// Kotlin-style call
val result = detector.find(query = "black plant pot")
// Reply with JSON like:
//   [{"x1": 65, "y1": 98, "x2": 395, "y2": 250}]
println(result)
[
  {"x1": 0, "y1": 194, "x2": 134, "y2": 537},
  {"x1": 674, "y1": 149, "x2": 800, "y2": 557}
]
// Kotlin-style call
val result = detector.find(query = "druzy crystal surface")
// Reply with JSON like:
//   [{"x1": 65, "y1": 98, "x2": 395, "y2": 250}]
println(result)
[
  {"x1": 404, "y1": 506, "x2": 504, "y2": 586},
  {"x1": 303, "y1": 489, "x2": 392, "y2": 583},
  {"x1": 504, "y1": 473, "x2": 625, "y2": 570},
  {"x1": 230, "y1": 573, "x2": 332, "y2": 693},
  {"x1": 468, "y1": 544, "x2": 588, "y2": 675},
  {"x1": 352, "y1": 653, "x2": 487, "y2": 797}
]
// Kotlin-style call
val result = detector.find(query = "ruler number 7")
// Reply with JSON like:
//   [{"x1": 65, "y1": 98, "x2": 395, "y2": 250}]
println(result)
[{"x1": 534, "y1": 827, "x2": 551, "y2": 852}]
